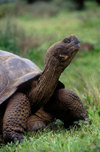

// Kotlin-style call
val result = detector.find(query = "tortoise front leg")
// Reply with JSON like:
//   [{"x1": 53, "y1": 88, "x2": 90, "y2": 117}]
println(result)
[
  {"x1": 3, "y1": 93, "x2": 31, "y2": 143},
  {"x1": 44, "y1": 88, "x2": 88, "y2": 128},
  {"x1": 27, "y1": 107, "x2": 53, "y2": 132}
]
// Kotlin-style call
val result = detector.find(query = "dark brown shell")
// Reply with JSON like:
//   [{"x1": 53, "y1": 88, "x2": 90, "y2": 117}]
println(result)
[{"x1": 0, "y1": 50, "x2": 42, "y2": 105}]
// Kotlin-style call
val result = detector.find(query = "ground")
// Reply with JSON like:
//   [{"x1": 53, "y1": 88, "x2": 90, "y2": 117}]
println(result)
[{"x1": 0, "y1": 1, "x2": 100, "y2": 152}]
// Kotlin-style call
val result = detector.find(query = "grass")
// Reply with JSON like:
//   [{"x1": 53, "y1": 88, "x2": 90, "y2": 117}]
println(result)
[{"x1": 0, "y1": 1, "x2": 100, "y2": 151}]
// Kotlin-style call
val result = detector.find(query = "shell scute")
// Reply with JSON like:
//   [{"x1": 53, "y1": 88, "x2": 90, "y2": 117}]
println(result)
[{"x1": 0, "y1": 50, "x2": 41, "y2": 104}]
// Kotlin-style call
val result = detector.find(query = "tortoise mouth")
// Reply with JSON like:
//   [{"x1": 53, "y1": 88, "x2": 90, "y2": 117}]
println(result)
[
  {"x1": 57, "y1": 41, "x2": 80, "y2": 59},
  {"x1": 73, "y1": 36, "x2": 80, "y2": 45},
  {"x1": 65, "y1": 41, "x2": 80, "y2": 56},
  {"x1": 71, "y1": 42, "x2": 80, "y2": 50}
]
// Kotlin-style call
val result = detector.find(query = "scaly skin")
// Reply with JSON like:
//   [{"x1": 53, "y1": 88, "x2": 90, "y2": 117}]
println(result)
[
  {"x1": 27, "y1": 89, "x2": 88, "y2": 132},
  {"x1": 27, "y1": 107, "x2": 53, "y2": 132},
  {"x1": 3, "y1": 93, "x2": 31, "y2": 143},
  {"x1": 44, "y1": 89, "x2": 88, "y2": 128},
  {"x1": 2, "y1": 89, "x2": 88, "y2": 143}
]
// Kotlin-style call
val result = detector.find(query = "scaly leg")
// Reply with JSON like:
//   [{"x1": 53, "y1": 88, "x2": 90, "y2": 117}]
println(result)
[
  {"x1": 27, "y1": 88, "x2": 88, "y2": 131},
  {"x1": 3, "y1": 93, "x2": 31, "y2": 143},
  {"x1": 44, "y1": 88, "x2": 88, "y2": 128}
]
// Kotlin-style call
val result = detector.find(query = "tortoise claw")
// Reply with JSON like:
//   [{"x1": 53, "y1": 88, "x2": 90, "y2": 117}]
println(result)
[
  {"x1": 4, "y1": 132, "x2": 24, "y2": 143},
  {"x1": 13, "y1": 134, "x2": 24, "y2": 143}
]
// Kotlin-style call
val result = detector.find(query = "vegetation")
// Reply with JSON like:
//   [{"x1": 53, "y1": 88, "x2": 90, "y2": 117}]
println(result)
[{"x1": 0, "y1": 1, "x2": 100, "y2": 151}]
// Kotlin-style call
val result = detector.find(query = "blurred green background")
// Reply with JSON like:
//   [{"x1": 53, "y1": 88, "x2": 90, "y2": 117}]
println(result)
[{"x1": 0, "y1": 0, "x2": 100, "y2": 151}]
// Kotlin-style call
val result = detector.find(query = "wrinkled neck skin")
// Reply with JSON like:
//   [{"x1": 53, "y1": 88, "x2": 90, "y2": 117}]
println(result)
[{"x1": 29, "y1": 56, "x2": 64, "y2": 112}]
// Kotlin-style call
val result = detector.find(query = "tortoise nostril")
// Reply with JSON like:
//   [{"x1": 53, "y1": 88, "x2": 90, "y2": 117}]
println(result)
[
  {"x1": 73, "y1": 37, "x2": 80, "y2": 44},
  {"x1": 75, "y1": 40, "x2": 80, "y2": 44},
  {"x1": 64, "y1": 38, "x2": 71, "y2": 43}
]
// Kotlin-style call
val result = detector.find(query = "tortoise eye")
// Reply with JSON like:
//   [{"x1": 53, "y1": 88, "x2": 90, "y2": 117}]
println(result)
[{"x1": 64, "y1": 38, "x2": 71, "y2": 43}]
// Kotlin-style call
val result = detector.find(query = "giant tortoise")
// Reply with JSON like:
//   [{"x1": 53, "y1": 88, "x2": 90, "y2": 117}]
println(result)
[{"x1": 0, "y1": 35, "x2": 88, "y2": 143}]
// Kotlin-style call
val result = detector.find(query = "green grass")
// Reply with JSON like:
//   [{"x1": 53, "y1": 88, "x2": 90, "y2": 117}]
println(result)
[{"x1": 0, "y1": 1, "x2": 100, "y2": 152}]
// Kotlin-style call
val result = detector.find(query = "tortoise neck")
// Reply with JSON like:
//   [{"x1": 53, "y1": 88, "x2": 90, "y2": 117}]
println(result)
[{"x1": 29, "y1": 59, "x2": 62, "y2": 111}]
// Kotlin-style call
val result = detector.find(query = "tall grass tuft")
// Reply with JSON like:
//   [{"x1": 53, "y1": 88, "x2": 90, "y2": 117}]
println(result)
[
  {"x1": 0, "y1": 20, "x2": 19, "y2": 54},
  {"x1": 73, "y1": 72, "x2": 100, "y2": 108},
  {"x1": 0, "y1": 20, "x2": 45, "y2": 56}
]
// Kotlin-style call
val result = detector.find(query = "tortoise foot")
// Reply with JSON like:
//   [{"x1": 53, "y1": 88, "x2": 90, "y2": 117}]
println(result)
[
  {"x1": 28, "y1": 121, "x2": 46, "y2": 132},
  {"x1": 27, "y1": 109, "x2": 52, "y2": 132},
  {"x1": 13, "y1": 134, "x2": 24, "y2": 143},
  {"x1": 3, "y1": 131, "x2": 24, "y2": 143}
]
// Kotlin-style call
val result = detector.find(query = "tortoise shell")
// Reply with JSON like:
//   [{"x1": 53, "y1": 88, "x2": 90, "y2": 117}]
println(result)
[{"x1": 0, "y1": 50, "x2": 42, "y2": 105}]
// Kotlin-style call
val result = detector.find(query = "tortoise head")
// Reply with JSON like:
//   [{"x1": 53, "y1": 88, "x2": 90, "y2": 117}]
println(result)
[{"x1": 45, "y1": 35, "x2": 80, "y2": 70}]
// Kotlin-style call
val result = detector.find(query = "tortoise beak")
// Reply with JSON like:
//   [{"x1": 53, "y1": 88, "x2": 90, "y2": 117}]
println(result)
[{"x1": 73, "y1": 36, "x2": 80, "y2": 45}]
